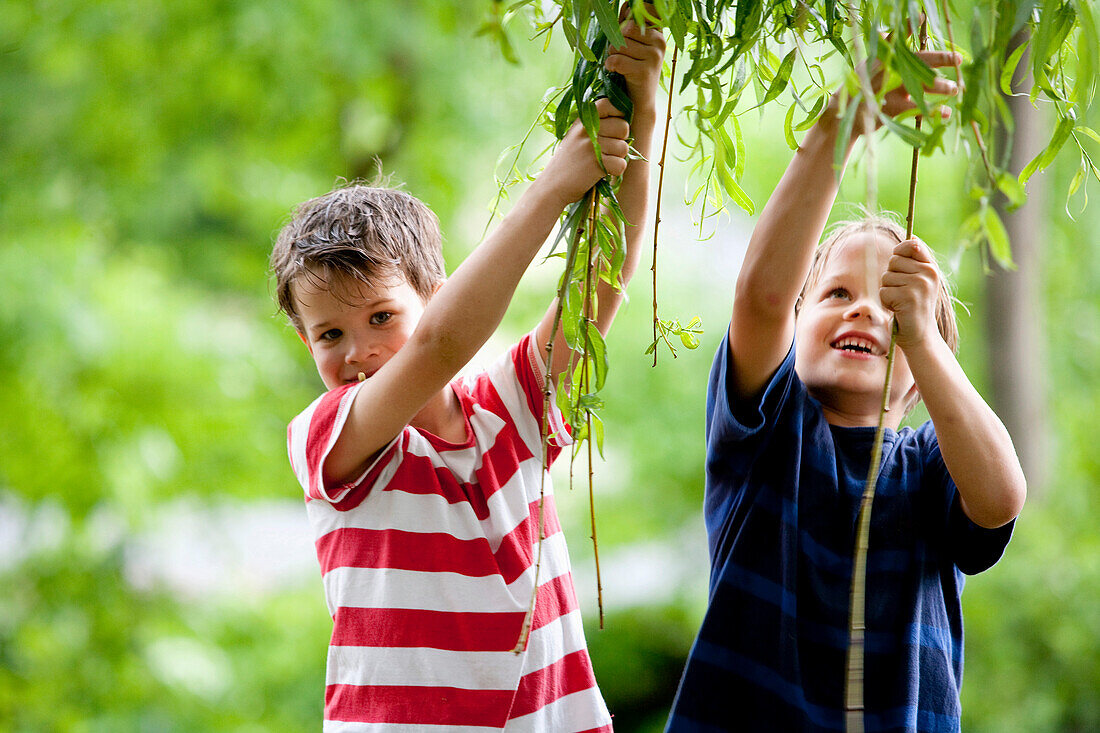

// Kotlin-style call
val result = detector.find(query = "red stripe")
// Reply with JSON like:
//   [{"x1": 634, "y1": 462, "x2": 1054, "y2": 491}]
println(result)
[
  {"x1": 316, "y1": 528, "x2": 498, "y2": 577},
  {"x1": 493, "y1": 495, "x2": 562, "y2": 584},
  {"x1": 530, "y1": 572, "x2": 579, "y2": 632},
  {"x1": 315, "y1": 493, "x2": 565, "y2": 583},
  {"x1": 326, "y1": 683, "x2": 512, "y2": 726},
  {"x1": 330, "y1": 607, "x2": 525, "y2": 651},
  {"x1": 508, "y1": 649, "x2": 599, "y2": 719}
]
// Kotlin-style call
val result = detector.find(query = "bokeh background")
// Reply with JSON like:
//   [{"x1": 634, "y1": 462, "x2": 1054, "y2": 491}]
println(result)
[{"x1": 2, "y1": 1, "x2": 1098, "y2": 730}]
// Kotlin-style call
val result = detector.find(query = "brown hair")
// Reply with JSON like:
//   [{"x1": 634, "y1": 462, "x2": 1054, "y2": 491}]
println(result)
[
  {"x1": 270, "y1": 182, "x2": 446, "y2": 331},
  {"x1": 796, "y1": 214, "x2": 960, "y2": 415}
]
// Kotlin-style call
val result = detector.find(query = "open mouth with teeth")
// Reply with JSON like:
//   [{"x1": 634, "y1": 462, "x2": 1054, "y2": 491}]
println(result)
[{"x1": 831, "y1": 337, "x2": 880, "y2": 356}]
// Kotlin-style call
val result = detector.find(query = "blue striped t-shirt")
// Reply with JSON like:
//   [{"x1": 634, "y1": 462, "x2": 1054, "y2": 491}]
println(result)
[{"x1": 666, "y1": 335, "x2": 1013, "y2": 732}]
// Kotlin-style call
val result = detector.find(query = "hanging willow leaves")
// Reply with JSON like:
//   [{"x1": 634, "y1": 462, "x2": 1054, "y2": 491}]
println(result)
[{"x1": 488, "y1": 0, "x2": 1098, "y2": 658}]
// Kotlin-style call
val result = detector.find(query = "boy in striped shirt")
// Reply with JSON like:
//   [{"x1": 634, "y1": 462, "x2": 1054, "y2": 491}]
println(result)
[{"x1": 269, "y1": 16, "x2": 664, "y2": 731}]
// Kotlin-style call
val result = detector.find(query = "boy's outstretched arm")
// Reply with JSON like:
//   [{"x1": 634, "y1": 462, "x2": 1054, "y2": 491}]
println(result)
[
  {"x1": 322, "y1": 104, "x2": 631, "y2": 486},
  {"x1": 728, "y1": 51, "x2": 960, "y2": 403},
  {"x1": 883, "y1": 240, "x2": 1027, "y2": 528},
  {"x1": 537, "y1": 12, "x2": 665, "y2": 382}
]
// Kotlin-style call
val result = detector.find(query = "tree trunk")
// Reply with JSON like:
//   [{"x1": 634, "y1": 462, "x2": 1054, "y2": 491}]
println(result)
[{"x1": 986, "y1": 33, "x2": 1049, "y2": 497}]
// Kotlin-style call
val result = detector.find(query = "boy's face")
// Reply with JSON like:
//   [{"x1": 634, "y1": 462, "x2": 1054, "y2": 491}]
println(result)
[
  {"x1": 794, "y1": 233, "x2": 917, "y2": 426},
  {"x1": 293, "y1": 272, "x2": 429, "y2": 391}
]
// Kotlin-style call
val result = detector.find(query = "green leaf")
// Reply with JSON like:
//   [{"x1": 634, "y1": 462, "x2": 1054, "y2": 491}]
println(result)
[
  {"x1": 1020, "y1": 115, "x2": 1074, "y2": 184},
  {"x1": 1076, "y1": 125, "x2": 1100, "y2": 146},
  {"x1": 981, "y1": 205, "x2": 1014, "y2": 267},
  {"x1": 585, "y1": 322, "x2": 608, "y2": 391},
  {"x1": 1068, "y1": 162, "x2": 1086, "y2": 197},
  {"x1": 784, "y1": 99, "x2": 798, "y2": 150},
  {"x1": 879, "y1": 114, "x2": 928, "y2": 148},
  {"x1": 999, "y1": 41, "x2": 1028, "y2": 95},
  {"x1": 761, "y1": 49, "x2": 796, "y2": 106},
  {"x1": 997, "y1": 171, "x2": 1028, "y2": 210},
  {"x1": 834, "y1": 94, "x2": 859, "y2": 175},
  {"x1": 591, "y1": 0, "x2": 626, "y2": 49},
  {"x1": 892, "y1": 34, "x2": 936, "y2": 115}
]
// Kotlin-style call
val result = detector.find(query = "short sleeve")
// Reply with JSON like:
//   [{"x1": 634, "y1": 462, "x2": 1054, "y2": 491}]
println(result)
[
  {"x1": 706, "y1": 330, "x2": 797, "y2": 464},
  {"x1": 286, "y1": 381, "x2": 401, "y2": 506},
  {"x1": 920, "y1": 426, "x2": 1015, "y2": 575}
]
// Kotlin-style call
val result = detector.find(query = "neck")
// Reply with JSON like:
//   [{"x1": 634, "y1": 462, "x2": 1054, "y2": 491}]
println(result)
[{"x1": 410, "y1": 385, "x2": 467, "y2": 442}]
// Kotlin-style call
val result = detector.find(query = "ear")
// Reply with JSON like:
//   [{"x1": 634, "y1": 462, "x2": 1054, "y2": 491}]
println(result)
[
  {"x1": 902, "y1": 382, "x2": 921, "y2": 415},
  {"x1": 427, "y1": 279, "x2": 445, "y2": 301},
  {"x1": 297, "y1": 330, "x2": 313, "y2": 355}
]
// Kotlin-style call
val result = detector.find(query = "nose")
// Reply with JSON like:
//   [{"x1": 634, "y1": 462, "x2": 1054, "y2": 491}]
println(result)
[
  {"x1": 843, "y1": 294, "x2": 886, "y2": 324},
  {"x1": 344, "y1": 336, "x2": 378, "y2": 365}
]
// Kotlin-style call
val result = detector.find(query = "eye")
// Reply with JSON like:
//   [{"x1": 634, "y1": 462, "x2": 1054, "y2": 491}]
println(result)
[
  {"x1": 370, "y1": 311, "x2": 392, "y2": 326},
  {"x1": 319, "y1": 329, "x2": 342, "y2": 342},
  {"x1": 828, "y1": 288, "x2": 850, "y2": 300}
]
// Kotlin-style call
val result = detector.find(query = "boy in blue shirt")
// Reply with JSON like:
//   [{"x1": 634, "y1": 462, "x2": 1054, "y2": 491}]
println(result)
[{"x1": 666, "y1": 51, "x2": 1027, "y2": 732}]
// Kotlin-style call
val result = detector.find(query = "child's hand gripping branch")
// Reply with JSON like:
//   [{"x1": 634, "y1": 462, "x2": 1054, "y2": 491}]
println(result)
[
  {"x1": 882, "y1": 237, "x2": 1026, "y2": 528},
  {"x1": 538, "y1": 11, "x2": 666, "y2": 381}
]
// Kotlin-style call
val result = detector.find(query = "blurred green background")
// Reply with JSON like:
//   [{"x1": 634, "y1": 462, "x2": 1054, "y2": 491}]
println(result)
[{"x1": 2, "y1": 1, "x2": 1098, "y2": 731}]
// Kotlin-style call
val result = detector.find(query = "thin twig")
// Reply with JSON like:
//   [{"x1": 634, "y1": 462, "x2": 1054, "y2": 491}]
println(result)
[
  {"x1": 652, "y1": 45, "x2": 678, "y2": 367},
  {"x1": 941, "y1": 0, "x2": 997, "y2": 191},
  {"x1": 845, "y1": 18, "x2": 926, "y2": 733},
  {"x1": 582, "y1": 192, "x2": 604, "y2": 627}
]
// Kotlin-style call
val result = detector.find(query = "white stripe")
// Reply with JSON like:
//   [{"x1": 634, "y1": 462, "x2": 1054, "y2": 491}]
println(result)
[
  {"x1": 305, "y1": 454, "x2": 554, "y2": 552},
  {"x1": 324, "y1": 721, "x2": 501, "y2": 733},
  {"x1": 485, "y1": 346, "x2": 544, "y2": 457},
  {"x1": 288, "y1": 398, "x2": 319, "y2": 492},
  {"x1": 520, "y1": 608, "x2": 589, "y2": 677},
  {"x1": 320, "y1": 532, "x2": 573, "y2": 614},
  {"x1": 326, "y1": 645, "x2": 524, "y2": 689},
  {"x1": 504, "y1": 689, "x2": 611, "y2": 732}
]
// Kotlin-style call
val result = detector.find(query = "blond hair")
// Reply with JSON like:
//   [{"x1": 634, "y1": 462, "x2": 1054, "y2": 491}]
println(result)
[
  {"x1": 796, "y1": 213, "x2": 959, "y2": 416},
  {"x1": 270, "y1": 182, "x2": 446, "y2": 331}
]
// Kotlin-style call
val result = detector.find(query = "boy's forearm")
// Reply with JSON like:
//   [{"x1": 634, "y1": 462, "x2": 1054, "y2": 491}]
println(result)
[
  {"x1": 738, "y1": 111, "x2": 852, "y2": 318},
  {"x1": 593, "y1": 107, "x2": 657, "y2": 329},
  {"x1": 906, "y1": 338, "x2": 1027, "y2": 528},
  {"x1": 421, "y1": 178, "x2": 571, "y2": 363}
]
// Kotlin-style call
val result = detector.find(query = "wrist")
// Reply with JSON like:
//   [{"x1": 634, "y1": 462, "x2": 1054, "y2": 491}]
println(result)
[{"x1": 897, "y1": 329, "x2": 949, "y2": 368}]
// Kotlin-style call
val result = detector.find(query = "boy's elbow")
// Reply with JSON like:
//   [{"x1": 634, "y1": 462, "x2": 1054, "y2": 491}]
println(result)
[{"x1": 969, "y1": 475, "x2": 1027, "y2": 529}]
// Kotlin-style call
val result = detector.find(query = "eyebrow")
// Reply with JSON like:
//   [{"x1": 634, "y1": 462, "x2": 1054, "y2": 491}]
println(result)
[{"x1": 306, "y1": 298, "x2": 398, "y2": 335}]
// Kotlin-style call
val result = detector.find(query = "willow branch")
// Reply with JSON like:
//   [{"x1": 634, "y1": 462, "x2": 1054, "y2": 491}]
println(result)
[
  {"x1": 513, "y1": 187, "x2": 597, "y2": 654},
  {"x1": 652, "y1": 45, "x2": 678, "y2": 367}
]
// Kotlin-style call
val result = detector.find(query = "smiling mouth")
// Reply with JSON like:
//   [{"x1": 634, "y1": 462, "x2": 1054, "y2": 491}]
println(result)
[{"x1": 831, "y1": 337, "x2": 881, "y2": 356}]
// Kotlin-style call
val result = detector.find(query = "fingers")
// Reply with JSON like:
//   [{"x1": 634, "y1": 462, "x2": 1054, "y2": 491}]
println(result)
[
  {"x1": 594, "y1": 96, "x2": 626, "y2": 119},
  {"x1": 916, "y1": 49, "x2": 963, "y2": 71},
  {"x1": 893, "y1": 238, "x2": 934, "y2": 263}
]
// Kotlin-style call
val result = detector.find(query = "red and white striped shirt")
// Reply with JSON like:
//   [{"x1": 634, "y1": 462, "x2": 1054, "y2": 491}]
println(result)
[{"x1": 287, "y1": 333, "x2": 612, "y2": 732}]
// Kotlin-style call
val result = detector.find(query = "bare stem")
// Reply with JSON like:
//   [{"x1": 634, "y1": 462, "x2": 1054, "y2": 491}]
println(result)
[
  {"x1": 582, "y1": 194, "x2": 604, "y2": 628},
  {"x1": 845, "y1": 19, "x2": 925, "y2": 732},
  {"x1": 652, "y1": 45, "x2": 678, "y2": 367}
]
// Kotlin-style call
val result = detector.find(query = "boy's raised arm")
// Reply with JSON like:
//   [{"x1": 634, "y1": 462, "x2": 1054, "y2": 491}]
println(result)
[
  {"x1": 322, "y1": 104, "x2": 631, "y2": 486},
  {"x1": 882, "y1": 240, "x2": 1026, "y2": 528},
  {"x1": 537, "y1": 13, "x2": 666, "y2": 382},
  {"x1": 728, "y1": 108, "x2": 854, "y2": 402},
  {"x1": 729, "y1": 51, "x2": 961, "y2": 403}
]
